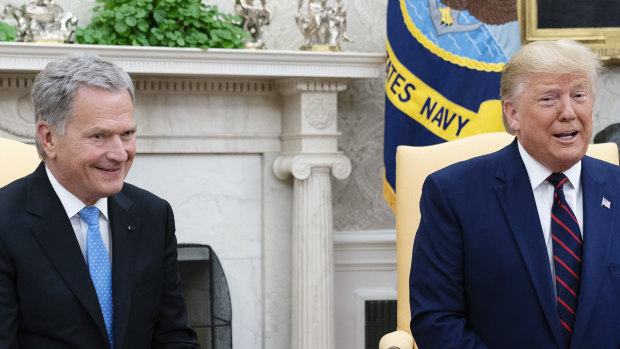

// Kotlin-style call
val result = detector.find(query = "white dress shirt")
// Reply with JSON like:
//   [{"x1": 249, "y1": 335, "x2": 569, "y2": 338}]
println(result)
[
  {"x1": 517, "y1": 141, "x2": 583, "y2": 281},
  {"x1": 45, "y1": 165, "x2": 112, "y2": 262}
]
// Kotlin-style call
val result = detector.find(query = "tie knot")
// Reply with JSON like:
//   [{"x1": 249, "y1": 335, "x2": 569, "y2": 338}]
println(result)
[
  {"x1": 78, "y1": 206, "x2": 100, "y2": 227},
  {"x1": 547, "y1": 172, "x2": 568, "y2": 188}
]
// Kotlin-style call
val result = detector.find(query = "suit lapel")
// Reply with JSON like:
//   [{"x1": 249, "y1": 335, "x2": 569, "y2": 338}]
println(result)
[
  {"x1": 570, "y1": 157, "x2": 615, "y2": 349},
  {"x1": 494, "y1": 141, "x2": 564, "y2": 348},
  {"x1": 109, "y1": 190, "x2": 139, "y2": 349},
  {"x1": 26, "y1": 164, "x2": 109, "y2": 343}
]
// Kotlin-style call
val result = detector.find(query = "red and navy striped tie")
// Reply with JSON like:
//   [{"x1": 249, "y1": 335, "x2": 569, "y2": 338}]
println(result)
[{"x1": 547, "y1": 173, "x2": 582, "y2": 347}]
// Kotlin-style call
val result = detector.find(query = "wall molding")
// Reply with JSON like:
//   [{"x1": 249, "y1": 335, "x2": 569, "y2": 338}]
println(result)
[
  {"x1": 334, "y1": 229, "x2": 396, "y2": 247},
  {"x1": 334, "y1": 229, "x2": 397, "y2": 272}
]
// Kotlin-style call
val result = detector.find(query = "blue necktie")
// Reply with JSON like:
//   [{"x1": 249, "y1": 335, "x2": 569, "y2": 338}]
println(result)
[
  {"x1": 547, "y1": 173, "x2": 582, "y2": 347},
  {"x1": 78, "y1": 206, "x2": 113, "y2": 347}
]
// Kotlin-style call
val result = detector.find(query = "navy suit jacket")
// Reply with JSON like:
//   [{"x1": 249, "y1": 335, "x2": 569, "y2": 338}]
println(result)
[
  {"x1": 0, "y1": 163, "x2": 199, "y2": 348},
  {"x1": 410, "y1": 140, "x2": 620, "y2": 349}
]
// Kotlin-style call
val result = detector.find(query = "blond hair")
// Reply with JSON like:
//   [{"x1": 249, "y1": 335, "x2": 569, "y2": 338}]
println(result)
[{"x1": 500, "y1": 40, "x2": 602, "y2": 134}]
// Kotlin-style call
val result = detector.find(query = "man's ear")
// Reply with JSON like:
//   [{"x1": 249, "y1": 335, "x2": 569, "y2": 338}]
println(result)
[
  {"x1": 37, "y1": 121, "x2": 56, "y2": 159},
  {"x1": 503, "y1": 100, "x2": 520, "y2": 132}
]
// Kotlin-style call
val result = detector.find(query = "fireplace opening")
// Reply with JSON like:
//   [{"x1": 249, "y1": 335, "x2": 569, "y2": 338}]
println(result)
[
  {"x1": 365, "y1": 299, "x2": 397, "y2": 349},
  {"x1": 178, "y1": 244, "x2": 232, "y2": 349}
]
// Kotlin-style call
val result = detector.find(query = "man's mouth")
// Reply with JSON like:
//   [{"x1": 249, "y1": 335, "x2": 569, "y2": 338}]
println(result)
[
  {"x1": 554, "y1": 131, "x2": 578, "y2": 140},
  {"x1": 96, "y1": 166, "x2": 121, "y2": 172}
]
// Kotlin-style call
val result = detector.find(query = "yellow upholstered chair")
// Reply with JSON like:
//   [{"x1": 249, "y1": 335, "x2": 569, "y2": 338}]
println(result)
[
  {"x1": 379, "y1": 132, "x2": 620, "y2": 349},
  {"x1": 0, "y1": 137, "x2": 40, "y2": 188}
]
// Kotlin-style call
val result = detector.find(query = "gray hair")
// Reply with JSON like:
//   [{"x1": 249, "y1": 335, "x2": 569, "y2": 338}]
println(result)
[
  {"x1": 31, "y1": 53, "x2": 135, "y2": 159},
  {"x1": 500, "y1": 39, "x2": 603, "y2": 134}
]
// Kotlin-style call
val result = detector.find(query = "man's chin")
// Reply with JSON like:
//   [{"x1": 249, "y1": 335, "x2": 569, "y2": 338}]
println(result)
[
  {"x1": 549, "y1": 154, "x2": 586, "y2": 172},
  {"x1": 99, "y1": 182, "x2": 125, "y2": 198}
]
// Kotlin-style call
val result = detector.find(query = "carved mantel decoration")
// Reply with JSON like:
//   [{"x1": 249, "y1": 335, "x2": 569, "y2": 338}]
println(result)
[{"x1": 0, "y1": 42, "x2": 383, "y2": 349}]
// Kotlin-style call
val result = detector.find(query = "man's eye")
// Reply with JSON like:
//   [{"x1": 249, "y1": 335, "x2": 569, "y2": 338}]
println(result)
[
  {"x1": 93, "y1": 134, "x2": 103, "y2": 139},
  {"x1": 124, "y1": 130, "x2": 135, "y2": 136}
]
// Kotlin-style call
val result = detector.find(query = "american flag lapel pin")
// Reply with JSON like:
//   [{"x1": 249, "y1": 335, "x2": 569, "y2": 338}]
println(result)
[{"x1": 602, "y1": 197, "x2": 611, "y2": 209}]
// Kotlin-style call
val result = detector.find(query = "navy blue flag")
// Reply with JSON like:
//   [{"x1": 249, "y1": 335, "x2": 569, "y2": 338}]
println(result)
[{"x1": 383, "y1": 0, "x2": 520, "y2": 209}]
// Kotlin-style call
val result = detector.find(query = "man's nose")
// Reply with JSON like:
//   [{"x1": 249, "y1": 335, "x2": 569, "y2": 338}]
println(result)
[
  {"x1": 106, "y1": 136, "x2": 128, "y2": 161},
  {"x1": 558, "y1": 95, "x2": 577, "y2": 121}
]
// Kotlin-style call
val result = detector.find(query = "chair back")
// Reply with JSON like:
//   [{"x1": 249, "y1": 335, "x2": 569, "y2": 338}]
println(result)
[
  {"x1": 393, "y1": 132, "x2": 619, "y2": 346},
  {"x1": 0, "y1": 137, "x2": 40, "y2": 188}
]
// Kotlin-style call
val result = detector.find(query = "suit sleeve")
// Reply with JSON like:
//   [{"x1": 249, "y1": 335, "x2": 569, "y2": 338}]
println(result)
[
  {"x1": 152, "y1": 202, "x2": 200, "y2": 349},
  {"x1": 0, "y1": 237, "x2": 19, "y2": 348},
  {"x1": 409, "y1": 174, "x2": 488, "y2": 349}
]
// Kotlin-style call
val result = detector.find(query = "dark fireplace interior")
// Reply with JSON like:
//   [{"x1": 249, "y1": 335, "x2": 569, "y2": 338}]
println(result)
[
  {"x1": 178, "y1": 244, "x2": 232, "y2": 349},
  {"x1": 365, "y1": 299, "x2": 397, "y2": 349}
]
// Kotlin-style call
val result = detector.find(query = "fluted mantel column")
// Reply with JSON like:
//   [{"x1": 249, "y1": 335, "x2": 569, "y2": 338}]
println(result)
[{"x1": 274, "y1": 78, "x2": 351, "y2": 349}]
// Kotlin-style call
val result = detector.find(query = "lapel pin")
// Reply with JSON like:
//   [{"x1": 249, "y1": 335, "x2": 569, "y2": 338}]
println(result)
[
  {"x1": 128, "y1": 225, "x2": 135, "y2": 231},
  {"x1": 602, "y1": 197, "x2": 611, "y2": 209}
]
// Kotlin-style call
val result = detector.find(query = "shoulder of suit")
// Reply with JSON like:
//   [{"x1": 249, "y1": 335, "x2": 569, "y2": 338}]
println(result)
[
  {"x1": 582, "y1": 155, "x2": 620, "y2": 181},
  {"x1": 120, "y1": 182, "x2": 170, "y2": 207},
  {"x1": 583, "y1": 154, "x2": 620, "y2": 169},
  {"x1": 0, "y1": 173, "x2": 32, "y2": 205},
  {"x1": 432, "y1": 143, "x2": 509, "y2": 180}
]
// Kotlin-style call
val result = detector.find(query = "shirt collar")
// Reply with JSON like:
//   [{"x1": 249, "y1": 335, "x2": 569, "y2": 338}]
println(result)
[
  {"x1": 45, "y1": 164, "x2": 109, "y2": 220},
  {"x1": 517, "y1": 140, "x2": 581, "y2": 192}
]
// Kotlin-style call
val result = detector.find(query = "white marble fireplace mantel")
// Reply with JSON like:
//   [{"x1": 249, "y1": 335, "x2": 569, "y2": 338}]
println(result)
[
  {"x1": 0, "y1": 42, "x2": 384, "y2": 349},
  {"x1": 0, "y1": 41, "x2": 381, "y2": 78}
]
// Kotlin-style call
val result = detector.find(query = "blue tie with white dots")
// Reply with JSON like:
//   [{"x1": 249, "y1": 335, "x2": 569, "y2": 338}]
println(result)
[{"x1": 78, "y1": 206, "x2": 113, "y2": 347}]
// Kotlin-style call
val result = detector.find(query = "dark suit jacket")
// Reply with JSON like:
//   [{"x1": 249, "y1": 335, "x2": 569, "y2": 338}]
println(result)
[
  {"x1": 410, "y1": 140, "x2": 620, "y2": 349},
  {"x1": 0, "y1": 163, "x2": 200, "y2": 348}
]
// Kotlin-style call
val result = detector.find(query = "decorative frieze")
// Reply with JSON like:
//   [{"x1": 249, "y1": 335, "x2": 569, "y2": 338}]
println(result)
[
  {"x1": 0, "y1": 75, "x2": 35, "y2": 90},
  {"x1": 275, "y1": 78, "x2": 348, "y2": 95},
  {"x1": 134, "y1": 78, "x2": 275, "y2": 95}
]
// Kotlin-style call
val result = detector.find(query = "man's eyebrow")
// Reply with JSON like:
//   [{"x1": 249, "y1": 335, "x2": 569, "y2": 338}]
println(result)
[
  {"x1": 86, "y1": 126, "x2": 107, "y2": 134},
  {"x1": 86, "y1": 124, "x2": 138, "y2": 134},
  {"x1": 572, "y1": 82, "x2": 589, "y2": 90},
  {"x1": 532, "y1": 86, "x2": 560, "y2": 96}
]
